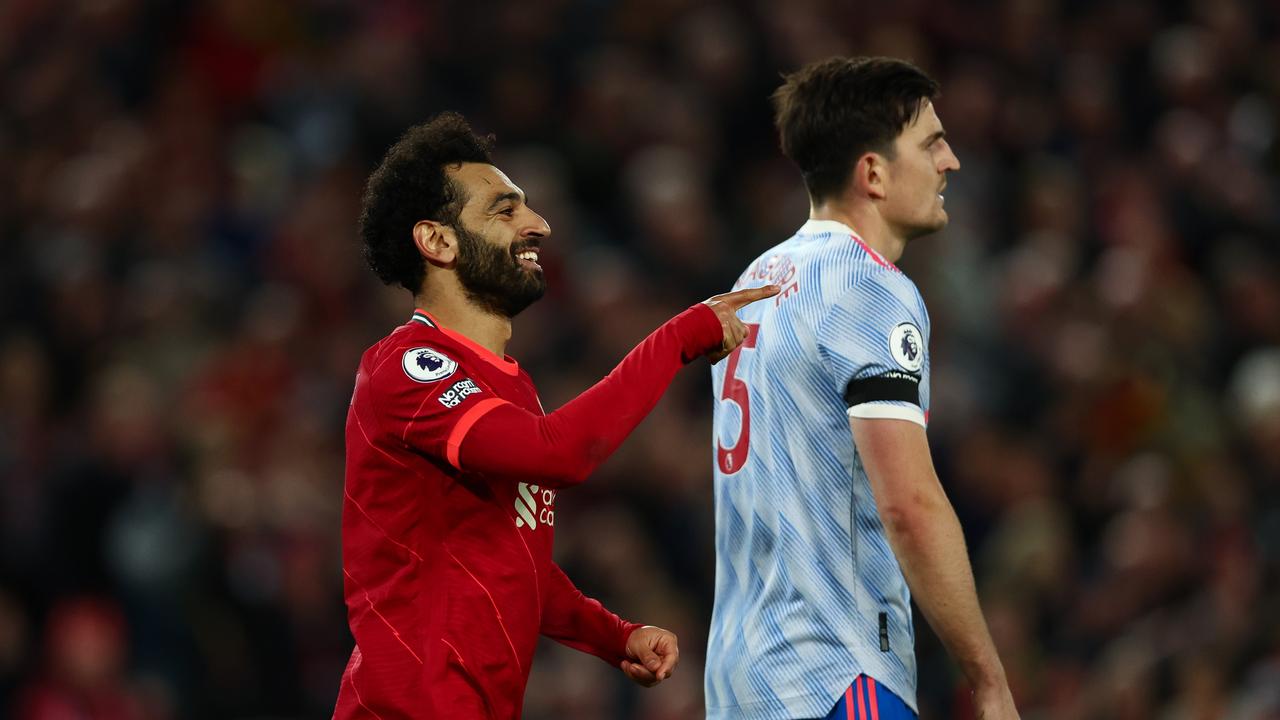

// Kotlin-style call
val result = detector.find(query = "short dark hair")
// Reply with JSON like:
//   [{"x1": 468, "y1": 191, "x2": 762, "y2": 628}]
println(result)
[
  {"x1": 772, "y1": 56, "x2": 939, "y2": 201},
  {"x1": 359, "y1": 112, "x2": 494, "y2": 292}
]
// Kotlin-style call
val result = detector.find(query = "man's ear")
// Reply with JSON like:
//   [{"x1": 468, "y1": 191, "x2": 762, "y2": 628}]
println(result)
[
  {"x1": 413, "y1": 220, "x2": 458, "y2": 267},
  {"x1": 851, "y1": 152, "x2": 889, "y2": 201}
]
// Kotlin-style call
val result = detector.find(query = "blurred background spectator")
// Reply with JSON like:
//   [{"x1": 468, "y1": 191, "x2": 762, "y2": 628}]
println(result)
[{"x1": 1, "y1": 0, "x2": 1278, "y2": 717}]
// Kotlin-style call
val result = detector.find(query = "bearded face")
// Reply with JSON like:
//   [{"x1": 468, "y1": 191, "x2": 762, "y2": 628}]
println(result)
[{"x1": 453, "y1": 221, "x2": 546, "y2": 318}]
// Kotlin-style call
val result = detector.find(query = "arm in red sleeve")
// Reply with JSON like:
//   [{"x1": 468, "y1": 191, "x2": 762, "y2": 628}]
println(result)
[
  {"x1": 539, "y1": 561, "x2": 641, "y2": 666},
  {"x1": 452, "y1": 303, "x2": 722, "y2": 487}
]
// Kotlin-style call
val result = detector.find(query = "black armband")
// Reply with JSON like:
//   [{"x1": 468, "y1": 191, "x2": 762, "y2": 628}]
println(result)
[{"x1": 843, "y1": 372, "x2": 920, "y2": 408}]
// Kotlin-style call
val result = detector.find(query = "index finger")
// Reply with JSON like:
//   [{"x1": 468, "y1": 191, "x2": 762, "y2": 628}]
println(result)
[{"x1": 716, "y1": 284, "x2": 781, "y2": 310}]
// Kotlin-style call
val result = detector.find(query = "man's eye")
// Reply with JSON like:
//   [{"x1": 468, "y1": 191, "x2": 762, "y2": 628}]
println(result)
[{"x1": 499, "y1": 207, "x2": 515, "y2": 216}]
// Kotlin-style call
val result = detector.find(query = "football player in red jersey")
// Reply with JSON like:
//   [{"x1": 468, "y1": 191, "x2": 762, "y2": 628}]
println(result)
[{"x1": 333, "y1": 111, "x2": 778, "y2": 719}]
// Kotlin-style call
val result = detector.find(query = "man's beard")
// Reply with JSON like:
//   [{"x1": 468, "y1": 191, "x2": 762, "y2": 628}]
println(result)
[{"x1": 454, "y1": 223, "x2": 546, "y2": 318}]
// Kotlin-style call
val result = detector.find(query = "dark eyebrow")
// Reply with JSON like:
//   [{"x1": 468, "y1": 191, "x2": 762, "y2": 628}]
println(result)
[
  {"x1": 923, "y1": 130, "x2": 946, "y2": 147},
  {"x1": 485, "y1": 190, "x2": 525, "y2": 212}
]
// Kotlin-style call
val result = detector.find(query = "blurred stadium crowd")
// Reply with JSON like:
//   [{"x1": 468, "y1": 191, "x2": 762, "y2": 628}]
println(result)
[{"x1": 1, "y1": 0, "x2": 1279, "y2": 718}]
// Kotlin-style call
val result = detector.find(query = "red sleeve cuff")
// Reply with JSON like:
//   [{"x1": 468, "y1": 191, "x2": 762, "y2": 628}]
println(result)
[
  {"x1": 678, "y1": 303, "x2": 724, "y2": 363},
  {"x1": 617, "y1": 621, "x2": 643, "y2": 664}
]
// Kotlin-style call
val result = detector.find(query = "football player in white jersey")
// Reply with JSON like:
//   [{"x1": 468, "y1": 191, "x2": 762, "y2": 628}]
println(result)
[{"x1": 705, "y1": 57, "x2": 1020, "y2": 720}]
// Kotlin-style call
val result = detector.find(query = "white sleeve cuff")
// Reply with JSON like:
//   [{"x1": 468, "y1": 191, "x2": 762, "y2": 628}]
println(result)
[{"x1": 846, "y1": 402, "x2": 927, "y2": 428}]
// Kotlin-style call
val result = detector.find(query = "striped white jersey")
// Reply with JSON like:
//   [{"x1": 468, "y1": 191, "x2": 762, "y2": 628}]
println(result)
[{"x1": 706, "y1": 219, "x2": 930, "y2": 719}]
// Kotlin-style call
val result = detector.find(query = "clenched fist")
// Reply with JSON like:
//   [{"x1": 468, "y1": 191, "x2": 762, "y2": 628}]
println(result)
[{"x1": 620, "y1": 625, "x2": 680, "y2": 687}]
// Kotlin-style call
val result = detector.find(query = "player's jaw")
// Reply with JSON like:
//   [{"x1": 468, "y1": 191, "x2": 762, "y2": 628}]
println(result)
[
  {"x1": 454, "y1": 222, "x2": 547, "y2": 318},
  {"x1": 889, "y1": 181, "x2": 949, "y2": 242}
]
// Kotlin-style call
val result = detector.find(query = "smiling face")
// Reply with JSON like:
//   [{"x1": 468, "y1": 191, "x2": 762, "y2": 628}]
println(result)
[
  {"x1": 880, "y1": 100, "x2": 961, "y2": 241},
  {"x1": 446, "y1": 162, "x2": 550, "y2": 317}
]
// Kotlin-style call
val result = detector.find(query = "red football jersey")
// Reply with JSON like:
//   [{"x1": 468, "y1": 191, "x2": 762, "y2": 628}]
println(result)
[{"x1": 334, "y1": 309, "x2": 640, "y2": 719}]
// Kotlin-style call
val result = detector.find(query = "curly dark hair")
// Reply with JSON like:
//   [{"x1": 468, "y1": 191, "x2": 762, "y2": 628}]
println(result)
[
  {"x1": 772, "y1": 56, "x2": 939, "y2": 202},
  {"x1": 359, "y1": 112, "x2": 494, "y2": 293}
]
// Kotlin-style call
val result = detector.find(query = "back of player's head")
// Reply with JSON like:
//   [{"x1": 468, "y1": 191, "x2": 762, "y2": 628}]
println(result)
[
  {"x1": 772, "y1": 56, "x2": 939, "y2": 202},
  {"x1": 360, "y1": 112, "x2": 494, "y2": 293}
]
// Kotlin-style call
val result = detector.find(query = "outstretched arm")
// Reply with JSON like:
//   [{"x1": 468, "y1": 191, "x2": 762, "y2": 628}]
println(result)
[
  {"x1": 455, "y1": 286, "x2": 780, "y2": 486},
  {"x1": 851, "y1": 417, "x2": 1019, "y2": 719}
]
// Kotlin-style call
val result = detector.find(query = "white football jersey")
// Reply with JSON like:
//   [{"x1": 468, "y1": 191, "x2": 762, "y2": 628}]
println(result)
[{"x1": 706, "y1": 219, "x2": 930, "y2": 719}]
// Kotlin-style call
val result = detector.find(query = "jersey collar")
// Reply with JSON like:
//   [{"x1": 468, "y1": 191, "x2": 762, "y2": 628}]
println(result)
[
  {"x1": 798, "y1": 219, "x2": 898, "y2": 271},
  {"x1": 799, "y1": 218, "x2": 859, "y2": 237},
  {"x1": 410, "y1": 309, "x2": 521, "y2": 376}
]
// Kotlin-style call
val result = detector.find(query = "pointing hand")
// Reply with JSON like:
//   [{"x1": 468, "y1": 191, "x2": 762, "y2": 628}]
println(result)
[{"x1": 702, "y1": 285, "x2": 781, "y2": 363}]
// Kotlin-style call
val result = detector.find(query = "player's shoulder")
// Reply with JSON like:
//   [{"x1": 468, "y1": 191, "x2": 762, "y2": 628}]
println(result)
[
  {"x1": 801, "y1": 237, "x2": 926, "y2": 330},
  {"x1": 363, "y1": 313, "x2": 474, "y2": 390},
  {"x1": 847, "y1": 256, "x2": 920, "y2": 299},
  {"x1": 821, "y1": 250, "x2": 922, "y2": 316}
]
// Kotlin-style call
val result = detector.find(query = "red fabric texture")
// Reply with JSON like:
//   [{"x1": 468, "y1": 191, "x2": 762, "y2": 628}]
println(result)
[
  {"x1": 334, "y1": 303, "x2": 721, "y2": 719},
  {"x1": 456, "y1": 303, "x2": 723, "y2": 484}
]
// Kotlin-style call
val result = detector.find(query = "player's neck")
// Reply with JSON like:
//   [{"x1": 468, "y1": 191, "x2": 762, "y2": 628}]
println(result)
[
  {"x1": 810, "y1": 203, "x2": 906, "y2": 264},
  {"x1": 413, "y1": 288, "x2": 512, "y2": 358}
]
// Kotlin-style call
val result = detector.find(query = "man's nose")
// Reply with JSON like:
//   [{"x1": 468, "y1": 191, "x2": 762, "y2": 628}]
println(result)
[
  {"x1": 942, "y1": 148, "x2": 961, "y2": 172},
  {"x1": 525, "y1": 210, "x2": 551, "y2": 238}
]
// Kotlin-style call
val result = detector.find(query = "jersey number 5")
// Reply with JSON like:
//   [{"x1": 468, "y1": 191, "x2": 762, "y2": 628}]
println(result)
[{"x1": 716, "y1": 323, "x2": 759, "y2": 475}]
